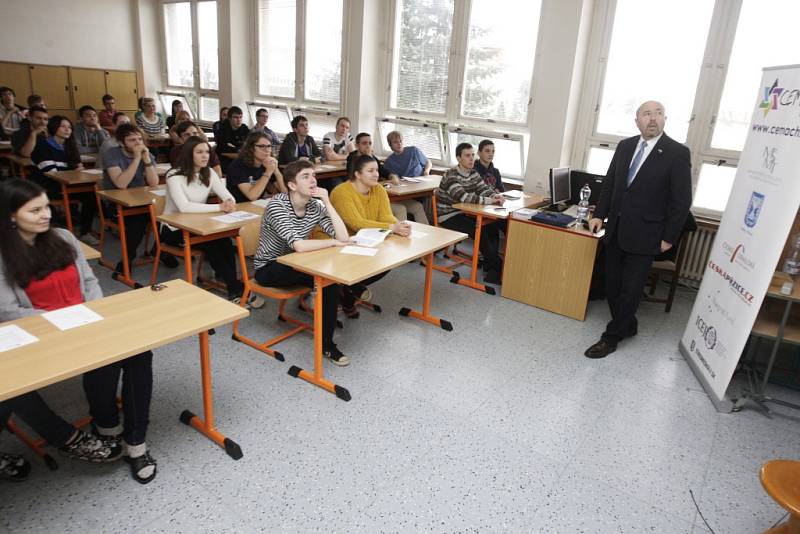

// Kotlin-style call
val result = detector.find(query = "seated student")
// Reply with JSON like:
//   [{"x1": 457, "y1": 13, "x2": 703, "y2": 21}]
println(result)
[
  {"x1": 330, "y1": 154, "x2": 410, "y2": 317},
  {"x1": 31, "y1": 115, "x2": 98, "y2": 246},
  {"x1": 254, "y1": 160, "x2": 352, "y2": 366},
  {"x1": 212, "y1": 106, "x2": 228, "y2": 139},
  {"x1": 346, "y1": 133, "x2": 429, "y2": 225},
  {"x1": 74, "y1": 105, "x2": 110, "y2": 155},
  {"x1": 160, "y1": 138, "x2": 263, "y2": 308},
  {"x1": 437, "y1": 142, "x2": 505, "y2": 284},
  {"x1": 96, "y1": 112, "x2": 130, "y2": 169},
  {"x1": 167, "y1": 110, "x2": 197, "y2": 145},
  {"x1": 473, "y1": 139, "x2": 505, "y2": 193},
  {"x1": 216, "y1": 106, "x2": 250, "y2": 173},
  {"x1": 103, "y1": 123, "x2": 177, "y2": 270},
  {"x1": 169, "y1": 121, "x2": 220, "y2": 176},
  {"x1": 250, "y1": 108, "x2": 280, "y2": 146},
  {"x1": 134, "y1": 97, "x2": 166, "y2": 138},
  {"x1": 322, "y1": 117, "x2": 355, "y2": 162},
  {"x1": 11, "y1": 105, "x2": 48, "y2": 158},
  {"x1": 277, "y1": 115, "x2": 321, "y2": 165},
  {"x1": 0, "y1": 86, "x2": 25, "y2": 138},
  {"x1": 383, "y1": 130, "x2": 432, "y2": 178},
  {"x1": 165, "y1": 99, "x2": 183, "y2": 129},
  {"x1": 0, "y1": 179, "x2": 156, "y2": 482},
  {"x1": 26, "y1": 94, "x2": 46, "y2": 110},
  {"x1": 226, "y1": 132, "x2": 285, "y2": 203},
  {"x1": 98, "y1": 94, "x2": 117, "y2": 132}
]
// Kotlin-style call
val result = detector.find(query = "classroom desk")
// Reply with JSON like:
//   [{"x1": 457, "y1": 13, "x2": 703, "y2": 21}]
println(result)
[
  {"x1": 78, "y1": 241, "x2": 101, "y2": 261},
  {"x1": 46, "y1": 169, "x2": 104, "y2": 233},
  {"x1": 146, "y1": 134, "x2": 171, "y2": 149},
  {"x1": 156, "y1": 202, "x2": 264, "y2": 285},
  {"x1": 314, "y1": 160, "x2": 348, "y2": 181},
  {"x1": 95, "y1": 185, "x2": 164, "y2": 288},
  {"x1": 276, "y1": 222, "x2": 467, "y2": 400},
  {"x1": 0, "y1": 279, "x2": 249, "y2": 459},
  {"x1": 501, "y1": 211, "x2": 603, "y2": 320},
  {"x1": 449, "y1": 193, "x2": 546, "y2": 295},
  {"x1": 386, "y1": 175, "x2": 442, "y2": 223},
  {"x1": 80, "y1": 153, "x2": 97, "y2": 167},
  {"x1": 0, "y1": 140, "x2": 11, "y2": 154},
  {"x1": 7, "y1": 154, "x2": 32, "y2": 178}
]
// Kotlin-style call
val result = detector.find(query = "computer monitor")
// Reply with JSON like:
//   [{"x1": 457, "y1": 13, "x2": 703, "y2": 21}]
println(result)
[
  {"x1": 569, "y1": 170, "x2": 605, "y2": 206},
  {"x1": 548, "y1": 167, "x2": 571, "y2": 211}
]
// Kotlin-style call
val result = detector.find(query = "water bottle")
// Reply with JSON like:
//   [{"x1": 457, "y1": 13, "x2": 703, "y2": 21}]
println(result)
[
  {"x1": 575, "y1": 184, "x2": 591, "y2": 223},
  {"x1": 783, "y1": 233, "x2": 800, "y2": 276}
]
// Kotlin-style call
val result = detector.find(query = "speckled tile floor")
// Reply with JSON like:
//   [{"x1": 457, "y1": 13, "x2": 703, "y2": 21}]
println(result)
[{"x1": 1, "y1": 241, "x2": 799, "y2": 533}]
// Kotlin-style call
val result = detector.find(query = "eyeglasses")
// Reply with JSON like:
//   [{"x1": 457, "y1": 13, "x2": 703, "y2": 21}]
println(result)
[{"x1": 254, "y1": 144, "x2": 272, "y2": 149}]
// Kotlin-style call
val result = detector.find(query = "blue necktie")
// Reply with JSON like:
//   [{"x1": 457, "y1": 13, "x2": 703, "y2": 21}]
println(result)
[{"x1": 627, "y1": 140, "x2": 647, "y2": 187}]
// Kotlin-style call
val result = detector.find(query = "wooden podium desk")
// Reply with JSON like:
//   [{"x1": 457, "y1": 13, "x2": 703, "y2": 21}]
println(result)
[
  {"x1": 501, "y1": 211, "x2": 603, "y2": 321},
  {"x1": 0, "y1": 279, "x2": 249, "y2": 459},
  {"x1": 46, "y1": 169, "x2": 104, "y2": 233},
  {"x1": 275, "y1": 222, "x2": 467, "y2": 400}
]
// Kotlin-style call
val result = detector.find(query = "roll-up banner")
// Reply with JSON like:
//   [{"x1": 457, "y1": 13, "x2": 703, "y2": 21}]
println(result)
[{"x1": 680, "y1": 64, "x2": 800, "y2": 412}]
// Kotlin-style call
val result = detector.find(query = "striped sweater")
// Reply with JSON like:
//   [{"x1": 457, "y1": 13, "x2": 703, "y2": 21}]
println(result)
[{"x1": 435, "y1": 166, "x2": 496, "y2": 222}]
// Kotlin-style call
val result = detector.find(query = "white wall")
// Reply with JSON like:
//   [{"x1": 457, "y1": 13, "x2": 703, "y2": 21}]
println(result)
[{"x1": 0, "y1": 0, "x2": 138, "y2": 71}]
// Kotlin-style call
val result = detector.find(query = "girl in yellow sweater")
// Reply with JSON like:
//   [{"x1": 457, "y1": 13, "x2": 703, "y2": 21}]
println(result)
[{"x1": 330, "y1": 155, "x2": 412, "y2": 317}]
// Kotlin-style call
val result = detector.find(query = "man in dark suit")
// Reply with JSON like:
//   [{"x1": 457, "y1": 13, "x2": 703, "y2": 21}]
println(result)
[{"x1": 584, "y1": 100, "x2": 692, "y2": 358}]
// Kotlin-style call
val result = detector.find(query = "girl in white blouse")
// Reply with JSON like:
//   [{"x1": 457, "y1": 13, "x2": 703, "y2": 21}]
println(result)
[{"x1": 161, "y1": 137, "x2": 262, "y2": 307}]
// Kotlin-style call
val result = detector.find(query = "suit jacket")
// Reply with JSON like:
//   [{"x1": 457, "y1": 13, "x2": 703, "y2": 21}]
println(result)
[{"x1": 594, "y1": 133, "x2": 692, "y2": 255}]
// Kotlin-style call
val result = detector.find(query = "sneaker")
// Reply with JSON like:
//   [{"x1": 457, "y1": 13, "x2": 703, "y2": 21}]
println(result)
[
  {"x1": 339, "y1": 287, "x2": 360, "y2": 319},
  {"x1": 91, "y1": 425, "x2": 122, "y2": 452},
  {"x1": 59, "y1": 431, "x2": 123, "y2": 463},
  {"x1": 323, "y1": 344, "x2": 350, "y2": 367},
  {"x1": 0, "y1": 453, "x2": 31, "y2": 482},
  {"x1": 125, "y1": 451, "x2": 157, "y2": 484},
  {"x1": 352, "y1": 284, "x2": 372, "y2": 302},
  {"x1": 79, "y1": 233, "x2": 100, "y2": 247},
  {"x1": 247, "y1": 293, "x2": 265, "y2": 309},
  {"x1": 159, "y1": 253, "x2": 179, "y2": 269}
]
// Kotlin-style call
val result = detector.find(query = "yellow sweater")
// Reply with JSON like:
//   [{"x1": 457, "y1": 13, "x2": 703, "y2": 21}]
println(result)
[{"x1": 330, "y1": 181, "x2": 397, "y2": 234}]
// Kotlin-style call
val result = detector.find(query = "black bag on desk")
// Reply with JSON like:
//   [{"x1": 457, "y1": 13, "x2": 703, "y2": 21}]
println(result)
[{"x1": 531, "y1": 211, "x2": 574, "y2": 228}]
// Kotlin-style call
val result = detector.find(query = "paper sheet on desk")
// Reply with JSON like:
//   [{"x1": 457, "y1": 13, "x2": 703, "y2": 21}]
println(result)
[
  {"x1": 211, "y1": 211, "x2": 260, "y2": 223},
  {"x1": 82, "y1": 169, "x2": 103, "y2": 174},
  {"x1": 514, "y1": 208, "x2": 537, "y2": 217},
  {"x1": 401, "y1": 176, "x2": 423, "y2": 183},
  {"x1": 251, "y1": 198, "x2": 269, "y2": 208},
  {"x1": 150, "y1": 189, "x2": 167, "y2": 196},
  {"x1": 340, "y1": 246, "x2": 378, "y2": 256},
  {"x1": 502, "y1": 190, "x2": 523, "y2": 199},
  {"x1": 0, "y1": 325, "x2": 39, "y2": 352},
  {"x1": 41, "y1": 304, "x2": 103, "y2": 331},
  {"x1": 353, "y1": 228, "x2": 391, "y2": 247}
]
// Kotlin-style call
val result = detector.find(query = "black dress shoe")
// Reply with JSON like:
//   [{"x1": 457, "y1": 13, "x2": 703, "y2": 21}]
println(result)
[{"x1": 584, "y1": 339, "x2": 617, "y2": 359}]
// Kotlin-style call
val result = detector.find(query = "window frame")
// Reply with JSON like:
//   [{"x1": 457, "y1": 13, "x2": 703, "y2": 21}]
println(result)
[
  {"x1": 446, "y1": 125, "x2": 527, "y2": 179},
  {"x1": 376, "y1": 116, "x2": 448, "y2": 164},
  {"x1": 245, "y1": 102, "x2": 294, "y2": 134}
]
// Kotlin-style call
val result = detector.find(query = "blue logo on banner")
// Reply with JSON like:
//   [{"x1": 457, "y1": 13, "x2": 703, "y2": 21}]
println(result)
[{"x1": 744, "y1": 191, "x2": 765, "y2": 228}]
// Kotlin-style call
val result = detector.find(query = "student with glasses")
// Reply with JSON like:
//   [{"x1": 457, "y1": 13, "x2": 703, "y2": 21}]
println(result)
[
  {"x1": 250, "y1": 108, "x2": 280, "y2": 146},
  {"x1": 225, "y1": 132, "x2": 286, "y2": 203}
]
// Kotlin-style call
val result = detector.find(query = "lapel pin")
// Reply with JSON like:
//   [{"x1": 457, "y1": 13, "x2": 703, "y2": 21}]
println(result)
[{"x1": 657, "y1": 148, "x2": 663, "y2": 154}]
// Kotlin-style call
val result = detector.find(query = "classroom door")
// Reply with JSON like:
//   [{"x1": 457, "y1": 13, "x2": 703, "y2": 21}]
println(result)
[
  {"x1": 29, "y1": 65, "x2": 72, "y2": 110},
  {"x1": 105, "y1": 71, "x2": 138, "y2": 111},
  {"x1": 0, "y1": 62, "x2": 32, "y2": 103},
  {"x1": 70, "y1": 68, "x2": 107, "y2": 111}
]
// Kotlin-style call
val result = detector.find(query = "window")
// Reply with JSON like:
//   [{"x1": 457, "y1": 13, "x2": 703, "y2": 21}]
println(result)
[
  {"x1": 162, "y1": 0, "x2": 220, "y2": 122},
  {"x1": 256, "y1": 0, "x2": 344, "y2": 106},
  {"x1": 447, "y1": 128, "x2": 526, "y2": 177},
  {"x1": 585, "y1": 146, "x2": 615, "y2": 176},
  {"x1": 693, "y1": 162, "x2": 737, "y2": 212},
  {"x1": 157, "y1": 92, "x2": 193, "y2": 118},
  {"x1": 378, "y1": 119, "x2": 445, "y2": 162},
  {"x1": 246, "y1": 103, "x2": 293, "y2": 139},
  {"x1": 295, "y1": 110, "x2": 338, "y2": 146}
]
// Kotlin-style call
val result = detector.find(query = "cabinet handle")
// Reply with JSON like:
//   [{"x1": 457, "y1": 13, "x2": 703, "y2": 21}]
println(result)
[
  {"x1": 74, "y1": 86, "x2": 78, "y2": 91},
  {"x1": 65, "y1": 85, "x2": 69, "y2": 91}
]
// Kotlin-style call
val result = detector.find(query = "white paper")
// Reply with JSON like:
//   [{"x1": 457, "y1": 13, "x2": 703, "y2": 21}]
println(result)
[
  {"x1": 211, "y1": 211, "x2": 260, "y2": 223},
  {"x1": 502, "y1": 190, "x2": 523, "y2": 198},
  {"x1": 401, "y1": 176, "x2": 423, "y2": 183},
  {"x1": 0, "y1": 325, "x2": 39, "y2": 352},
  {"x1": 514, "y1": 208, "x2": 537, "y2": 217},
  {"x1": 251, "y1": 198, "x2": 269, "y2": 207},
  {"x1": 353, "y1": 228, "x2": 391, "y2": 247},
  {"x1": 41, "y1": 304, "x2": 103, "y2": 331},
  {"x1": 156, "y1": 163, "x2": 171, "y2": 172},
  {"x1": 411, "y1": 230, "x2": 428, "y2": 238},
  {"x1": 82, "y1": 168, "x2": 103, "y2": 174},
  {"x1": 149, "y1": 189, "x2": 167, "y2": 196},
  {"x1": 340, "y1": 246, "x2": 379, "y2": 256}
]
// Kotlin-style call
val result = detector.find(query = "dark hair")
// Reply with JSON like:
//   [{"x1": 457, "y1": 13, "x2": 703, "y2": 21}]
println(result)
[
  {"x1": 291, "y1": 115, "x2": 307, "y2": 129},
  {"x1": 0, "y1": 86, "x2": 15, "y2": 97},
  {"x1": 336, "y1": 117, "x2": 350, "y2": 127},
  {"x1": 355, "y1": 132, "x2": 371, "y2": 144},
  {"x1": 0, "y1": 179, "x2": 76, "y2": 288},
  {"x1": 171, "y1": 99, "x2": 182, "y2": 116},
  {"x1": 170, "y1": 137, "x2": 212, "y2": 187},
  {"x1": 349, "y1": 154, "x2": 378, "y2": 181},
  {"x1": 228, "y1": 106, "x2": 243, "y2": 118},
  {"x1": 219, "y1": 106, "x2": 229, "y2": 116},
  {"x1": 47, "y1": 116, "x2": 81, "y2": 166},
  {"x1": 115, "y1": 123, "x2": 144, "y2": 143},
  {"x1": 102, "y1": 94, "x2": 115, "y2": 103},
  {"x1": 455, "y1": 142, "x2": 473, "y2": 158},
  {"x1": 27, "y1": 94, "x2": 43, "y2": 108},
  {"x1": 238, "y1": 131, "x2": 270, "y2": 168},
  {"x1": 283, "y1": 160, "x2": 314, "y2": 187},
  {"x1": 138, "y1": 97, "x2": 155, "y2": 111},
  {"x1": 256, "y1": 108, "x2": 268, "y2": 117},
  {"x1": 78, "y1": 105, "x2": 96, "y2": 118},
  {"x1": 28, "y1": 105, "x2": 47, "y2": 117},
  {"x1": 478, "y1": 139, "x2": 494, "y2": 152},
  {"x1": 175, "y1": 120, "x2": 199, "y2": 138},
  {"x1": 112, "y1": 111, "x2": 128, "y2": 124}
]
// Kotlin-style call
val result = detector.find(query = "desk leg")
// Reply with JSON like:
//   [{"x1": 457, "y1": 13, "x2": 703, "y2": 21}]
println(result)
[
  {"x1": 452, "y1": 213, "x2": 494, "y2": 295},
  {"x1": 183, "y1": 230, "x2": 193, "y2": 283},
  {"x1": 61, "y1": 183, "x2": 74, "y2": 233},
  {"x1": 287, "y1": 276, "x2": 351, "y2": 401},
  {"x1": 399, "y1": 252, "x2": 453, "y2": 331},
  {"x1": 110, "y1": 204, "x2": 141, "y2": 289},
  {"x1": 180, "y1": 330, "x2": 243, "y2": 459}
]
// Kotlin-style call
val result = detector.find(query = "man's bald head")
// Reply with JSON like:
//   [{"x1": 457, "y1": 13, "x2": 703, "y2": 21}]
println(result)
[{"x1": 635, "y1": 101, "x2": 666, "y2": 139}]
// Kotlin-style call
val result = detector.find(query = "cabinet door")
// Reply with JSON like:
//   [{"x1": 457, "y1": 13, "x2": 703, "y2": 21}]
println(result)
[
  {"x1": 105, "y1": 70, "x2": 138, "y2": 111},
  {"x1": 70, "y1": 68, "x2": 107, "y2": 110},
  {"x1": 29, "y1": 65, "x2": 71, "y2": 109},
  {"x1": 0, "y1": 62, "x2": 32, "y2": 103}
]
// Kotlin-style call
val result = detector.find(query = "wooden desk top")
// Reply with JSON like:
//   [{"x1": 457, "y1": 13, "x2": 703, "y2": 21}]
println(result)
[
  {"x1": 0, "y1": 140, "x2": 11, "y2": 151},
  {"x1": 454, "y1": 193, "x2": 546, "y2": 219},
  {"x1": 0, "y1": 279, "x2": 249, "y2": 402},
  {"x1": 96, "y1": 185, "x2": 165, "y2": 207},
  {"x1": 767, "y1": 271, "x2": 800, "y2": 302},
  {"x1": 509, "y1": 210, "x2": 605, "y2": 239},
  {"x1": 278, "y1": 222, "x2": 467, "y2": 285},
  {"x1": 157, "y1": 201, "x2": 264, "y2": 236},
  {"x1": 47, "y1": 169, "x2": 104, "y2": 186},
  {"x1": 80, "y1": 153, "x2": 97, "y2": 164},
  {"x1": 386, "y1": 176, "x2": 441, "y2": 196},
  {"x1": 157, "y1": 163, "x2": 172, "y2": 176},
  {"x1": 7, "y1": 154, "x2": 31, "y2": 166},
  {"x1": 78, "y1": 241, "x2": 101, "y2": 260}
]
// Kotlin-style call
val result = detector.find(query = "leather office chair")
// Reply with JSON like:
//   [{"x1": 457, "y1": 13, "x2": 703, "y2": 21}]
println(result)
[{"x1": 644, "y1": 212, "x2": 697, "y2": 312}]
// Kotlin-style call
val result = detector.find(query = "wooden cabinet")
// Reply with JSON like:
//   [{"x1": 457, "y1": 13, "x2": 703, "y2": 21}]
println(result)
[
  {"x1": 70, "y1": 68, "x2": 107, "y2": 109},
  {"x1": 29, "y1": 65, "x2": 71, "y2": 109},
  {"x1": 105, "y1": 70, "x2": 139, "y2": 111},
  {"x1": 0, "y1": 62, "x2": 32, "y2": 102}
]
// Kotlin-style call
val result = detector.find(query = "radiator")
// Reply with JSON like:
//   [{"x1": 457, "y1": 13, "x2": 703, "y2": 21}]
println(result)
[{"x1": 680, "y1": 225, "x2": 717, "y2": 282}]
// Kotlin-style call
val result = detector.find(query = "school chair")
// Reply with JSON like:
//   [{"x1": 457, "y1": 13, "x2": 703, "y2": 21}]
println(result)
[{"x1": 760, "y1": 459, "x2": 800, "y2": 534}]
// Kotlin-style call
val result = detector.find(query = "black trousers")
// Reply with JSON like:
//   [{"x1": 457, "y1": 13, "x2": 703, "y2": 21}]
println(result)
[
  {"x1": 602, "y1": 232, "x2": 655, "y2": 344},
  {"x1": 0, "y1": 392, "x2": 76, "y2": 447},
  {"x1": 256, "y1": 261, "x2": 339, "y2": 349},
  {"x1": 440, "y1": 213, "x2": 503, "y2": 272},
  {"x1": 82, "y1": 351, "x2": 153, "y2": 446},
  {"x1": 160, "y1": 226, "x2": 244, "y2": 298}
]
